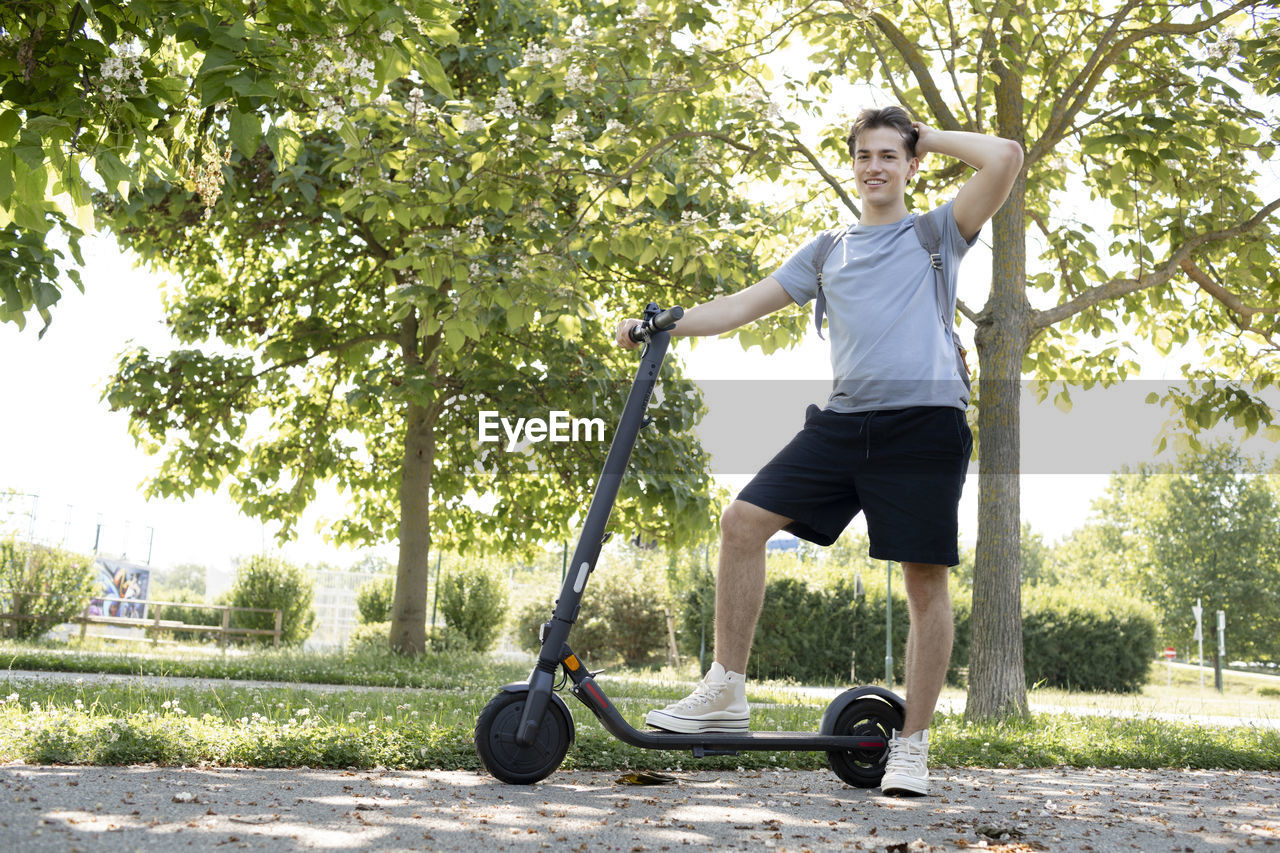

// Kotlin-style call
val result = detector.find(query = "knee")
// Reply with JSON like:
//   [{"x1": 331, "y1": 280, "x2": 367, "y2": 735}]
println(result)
[
  {"x1": 902, "y1": 563, "x2": 951, "y2": 612},
  {"x1": 720, "y1": 501, "x2": 784, "y2": 550}
]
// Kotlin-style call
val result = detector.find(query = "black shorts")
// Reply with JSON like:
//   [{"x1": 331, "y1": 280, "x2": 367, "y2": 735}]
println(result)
[{"x1": 736, "y1": 405, "x2": 972, "y2": 566}]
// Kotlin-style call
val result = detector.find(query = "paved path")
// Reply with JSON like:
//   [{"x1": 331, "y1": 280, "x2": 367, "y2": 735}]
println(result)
[{"x1": 1, "y1": 764, "x2": 1277, "y2": 852}]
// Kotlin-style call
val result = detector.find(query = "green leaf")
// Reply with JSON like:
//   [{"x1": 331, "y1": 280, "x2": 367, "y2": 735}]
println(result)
[
  {"x1": 266, "y1": 126, "x2": 301, "y2": 168},
  {"x1": 419, "y1": 54, "x2": 453, "y2": 97},
  {"x1": 229, "y1": 108, "x2": 262, "y2": 157},
  {"x1": 0, "y1": 110, "x2": 21, "y2": 142},
  {"x1": 94, "y1": 149, "x2": 132, "y2": 195}
]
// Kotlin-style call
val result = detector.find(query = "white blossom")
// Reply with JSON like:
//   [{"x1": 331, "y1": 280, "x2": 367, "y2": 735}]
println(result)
[
  {"x1": 494, "y1": 87, "x2": 518, "y2": 118},
  {"x1": 565, "y1": 63, "x2": 592, "y2": 93},
  {"x1": 458, "y1": 110, "x2": 486, "y2": 132},
  {"x1": 567, "y1": 15, "x2": 593, "y2": 44},
  {"x1": 522, "y1": 40, "x2": 567, "y2": 66},
  {"x1": 406, "y1": 87, "x2": 426, "y2": 115},
  {"x1": 97, "y1": 39, "x2": 147, "y2": 102},
  {"x1": 551, "y1": 111, "x2": 585, "y2": 145},
  {"x1": 380, "y1": 29, "x2": 396, "y2": 44}
]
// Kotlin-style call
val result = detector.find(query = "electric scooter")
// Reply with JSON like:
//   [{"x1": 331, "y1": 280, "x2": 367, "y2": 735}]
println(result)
[{"x1": 474, "y1": 303, "x2": 905, "y2": 786}]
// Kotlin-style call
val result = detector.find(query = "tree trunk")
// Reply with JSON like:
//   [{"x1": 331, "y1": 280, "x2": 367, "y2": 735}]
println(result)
[
  {"x1": 390, "y1": 313, "x2": 436, "y2": 654},
  {"x1": 966, "y1": 48, "x2": 1032, "y2": 720}
]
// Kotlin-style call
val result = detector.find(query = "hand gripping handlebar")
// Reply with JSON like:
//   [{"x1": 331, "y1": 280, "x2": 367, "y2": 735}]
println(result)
[{"x1": 628, "y1": 304, "x2": 684, "y2": 343}]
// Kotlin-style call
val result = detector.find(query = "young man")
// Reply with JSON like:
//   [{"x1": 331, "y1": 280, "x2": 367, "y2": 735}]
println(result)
[{"x1": 616, "y1": 106, "x2": 1022, "y2": 796}]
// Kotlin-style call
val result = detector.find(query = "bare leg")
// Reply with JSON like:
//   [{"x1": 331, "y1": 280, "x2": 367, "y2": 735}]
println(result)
[
  {"x1": 713, "y1": 500, "x2": 791, "y2": 674},
  {"x1": 899, "y1": 562, "x2": 954, "y2": 736}
]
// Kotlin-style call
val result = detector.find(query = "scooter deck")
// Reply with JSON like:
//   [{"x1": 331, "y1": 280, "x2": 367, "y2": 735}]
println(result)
[{"x1": 568, "y1": 676, "x2": 889, "y2": 754}]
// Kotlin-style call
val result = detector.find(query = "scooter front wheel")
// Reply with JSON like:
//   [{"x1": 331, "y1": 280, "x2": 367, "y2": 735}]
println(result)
[
  {"x1": 822, "y1": 697, "x2": 903, "y2": 788},
  {"x1": 474, "y1": 688, "x2": 574, "y2": 784}
]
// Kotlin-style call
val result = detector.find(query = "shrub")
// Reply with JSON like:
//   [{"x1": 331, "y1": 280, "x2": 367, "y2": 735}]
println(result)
[
  {"x1": 673, "y1": 569, "x2": 966, "y2": 687},
  {"x1": 575, "y1": 565, "x2": 671, "y2": 668},
  {"x1": 1021, "y1": 585, "x2": 1157, "y2": 692},
  {"x1": 744, "y1": 577, "x2": 911, "y2": 686},
  {"x1": 438, "y1": 562, "x2": 508, "y2": 653},
  {"x1": 348, "y1": 620, "x2": 390, "y2": 649},
  {"x1": 514, "y1": 563, "x2": 672, "y2": 667},
  {"x1": 0, "y1": 538, "x2": 96, "y2": 640},
  {"x1": 226, "y1": 555, "x2": 317, "y2": 646},
  {"x1": 515, "y1": 597, "x2": 551, "y2": 655},
  {"x1": 355, "y1": 575, "x2": 396, "y2": 625}
]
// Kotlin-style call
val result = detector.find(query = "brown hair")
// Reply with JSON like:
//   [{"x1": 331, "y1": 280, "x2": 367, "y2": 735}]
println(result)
[{"x1": 846, "y1": 106, "x2": 917, "y2": 160}]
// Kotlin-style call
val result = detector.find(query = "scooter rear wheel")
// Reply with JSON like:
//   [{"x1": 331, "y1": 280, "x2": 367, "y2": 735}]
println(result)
[
  {"x1": 823, "y1": 697, "x2": 903, "y2": 788},
  {"x1": 474, "y1": 688, "x2": 574, "y2": 784}
]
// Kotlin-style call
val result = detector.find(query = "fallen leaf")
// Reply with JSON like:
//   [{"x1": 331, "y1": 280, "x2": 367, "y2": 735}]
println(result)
[{"x1": 615, "y1": 771, "x2": 677, "y2": 786}]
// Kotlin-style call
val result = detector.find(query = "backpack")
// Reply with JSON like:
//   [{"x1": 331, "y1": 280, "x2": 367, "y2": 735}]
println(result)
[{"x1": 810, "y1": 208, "x2": 971, "y2": 389}]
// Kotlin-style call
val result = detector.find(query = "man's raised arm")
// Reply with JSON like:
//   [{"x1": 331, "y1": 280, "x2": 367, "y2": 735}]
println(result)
[{"x1": 913, "y1": 123, "x2": 1023, "y2": 242}]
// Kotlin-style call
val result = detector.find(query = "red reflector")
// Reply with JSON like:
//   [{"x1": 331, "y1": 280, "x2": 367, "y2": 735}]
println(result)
[{"x1": 585, "y1": 682, "x2": 609, "y2": 709}]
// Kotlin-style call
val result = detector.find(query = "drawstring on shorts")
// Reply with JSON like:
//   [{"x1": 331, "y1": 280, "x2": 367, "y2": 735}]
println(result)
[{"x1": 857, "y1": 411, "x2": 879, "y2": 459}]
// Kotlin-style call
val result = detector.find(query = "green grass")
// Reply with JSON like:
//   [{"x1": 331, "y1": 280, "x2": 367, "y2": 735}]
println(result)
[
  {"x1": 2, "y1": 641, "x2": 1278, "y2": 773},
  {"x1": 0, "y1": 638, "x2": 530, "y2": 690}
]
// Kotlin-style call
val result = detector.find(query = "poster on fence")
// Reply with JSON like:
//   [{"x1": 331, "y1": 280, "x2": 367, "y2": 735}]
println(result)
[{"x1": 91, "y1": 558, "x2": 151, "y2": 619}]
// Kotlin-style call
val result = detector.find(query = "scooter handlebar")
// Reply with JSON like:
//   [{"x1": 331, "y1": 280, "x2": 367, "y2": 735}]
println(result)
[{"x1": 628, "y1": 305, "x2": 684, "y2": 343}]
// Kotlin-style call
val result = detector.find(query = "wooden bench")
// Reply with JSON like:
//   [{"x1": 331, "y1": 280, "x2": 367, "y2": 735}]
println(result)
[{"x1": 0, "y1": 594, "x2": 283, "y2": 648}]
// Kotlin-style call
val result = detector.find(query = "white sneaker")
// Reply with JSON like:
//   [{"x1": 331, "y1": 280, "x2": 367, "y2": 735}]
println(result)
[
  {"x1": 880, "y1": 729, "x2": 930, "y2": 796},
  {"x1": 645, "y1": 662, "x2": 749, "y2": 733}
]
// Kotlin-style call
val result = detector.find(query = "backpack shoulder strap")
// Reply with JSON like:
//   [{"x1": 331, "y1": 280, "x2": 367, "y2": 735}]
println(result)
[
  {"x1": 912, "y1": 209, "x2": 946, "y2": 314},
  {"x1": 810, "y1": 226, "x2": 849, "y2": 340},
  {"x1": 913, "y1": 209, "x2": 972, "y2": 389}
]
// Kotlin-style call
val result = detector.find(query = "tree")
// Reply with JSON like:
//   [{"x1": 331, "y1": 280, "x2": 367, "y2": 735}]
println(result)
[
  {"x1": 1, "y1": 0, "x2": 453, "y2": 331},
  {"x1": 101, "y1": 1, "x2": 794, "y2": 652},
  {"x1": 781, "y1": 0, "x2": 1280, "y2": 717},
  {"x1": 151, "y1": 561, "x2": 207, "y2": 596},
  {"x1": 1080, "y1": 443, "x2": 1280, "y2": 662}
]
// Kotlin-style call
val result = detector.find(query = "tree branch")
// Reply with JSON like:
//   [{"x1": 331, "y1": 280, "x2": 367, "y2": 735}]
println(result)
[
  {"x1": 957, "y1": 298, "x2": 978, "y2": 324},
  {"x1": 1031, "y1": 196, "x2": 1280, "y2": 330},
  {"x1": 1030, "y1": 208, "x2": 1078, "y2": 296},
  {"x1": 1182, "y1": 256, "x2": 1280, "y2": 326},
  {"x1": 250, "y1": 332, "x2": 399, "y2": 383},
  {"x1": 1031, "y1": 0, "x2": 1256, "y2": 163},
  {"x1": 864, "y1": 10, "x2": 964, "y2": 131},
  {"x1": 940, "y1": 0, "x2": 974, "y2": 128},
  {"x1": 554, "y1": 130, "x2": 765, "y2": 253},
  {"x1": 790, "y1": 133, "x2": 860, "y2": 218}
]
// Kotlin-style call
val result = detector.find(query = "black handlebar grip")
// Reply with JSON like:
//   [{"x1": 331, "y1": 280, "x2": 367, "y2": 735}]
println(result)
[
  {"x1": 627, "y1": 305, "x2": 684, "y2": 343},
  {"x1": 651, "y1": 306, "x2": 684, "y2": 331}
]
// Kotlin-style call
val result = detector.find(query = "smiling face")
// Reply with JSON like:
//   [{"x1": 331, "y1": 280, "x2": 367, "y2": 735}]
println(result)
[{"x1": 852, "y1": 126, "x2": 919, "y2": 219}]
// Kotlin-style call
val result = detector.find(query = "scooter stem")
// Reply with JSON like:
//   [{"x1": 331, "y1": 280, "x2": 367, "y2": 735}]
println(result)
[{"x1": 514, "y1": 328, "x2": 673, "y2": 748}]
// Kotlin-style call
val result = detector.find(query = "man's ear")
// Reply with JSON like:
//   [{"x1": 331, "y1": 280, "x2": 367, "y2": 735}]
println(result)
[{"x1": 907, "y1": 156, "x2": 920, "y2": 181}]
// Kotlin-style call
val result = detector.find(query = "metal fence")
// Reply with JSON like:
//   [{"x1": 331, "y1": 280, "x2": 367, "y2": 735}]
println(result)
[{"x1": 309, "y1": 569, "x2": 385, "y2": 649}]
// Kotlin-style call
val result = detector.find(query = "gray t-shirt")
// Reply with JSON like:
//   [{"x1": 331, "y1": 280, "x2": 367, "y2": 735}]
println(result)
[{"x1": 772, "y1": 200, "x2": 977, "y2": 413}]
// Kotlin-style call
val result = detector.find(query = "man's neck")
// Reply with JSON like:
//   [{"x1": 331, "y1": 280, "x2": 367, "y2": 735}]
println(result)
[{"x1": 858, "y1": 200, "x2": 911, "y2": 226}]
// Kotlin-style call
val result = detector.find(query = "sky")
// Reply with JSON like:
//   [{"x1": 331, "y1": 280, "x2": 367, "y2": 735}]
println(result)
[{"x1": 0, "y1": 226, "x2": 1128, "y2": 579}]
